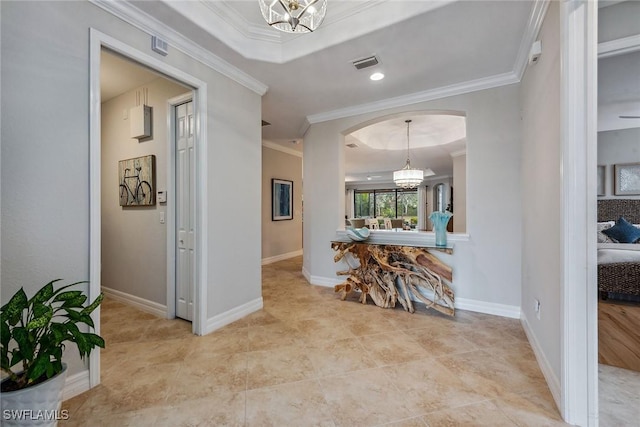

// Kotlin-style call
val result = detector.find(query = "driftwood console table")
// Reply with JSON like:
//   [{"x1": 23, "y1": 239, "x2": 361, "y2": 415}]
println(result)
[{"x1": 331, "y1": 240, "x2": 455, "y2": 316}]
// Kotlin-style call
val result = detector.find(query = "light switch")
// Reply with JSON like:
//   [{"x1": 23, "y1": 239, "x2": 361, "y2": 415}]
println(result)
[{"x1": 159, "y1": 212, "x2": 165, "y2": 224}]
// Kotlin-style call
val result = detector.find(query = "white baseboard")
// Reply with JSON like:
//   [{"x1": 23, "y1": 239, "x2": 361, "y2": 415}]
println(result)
[
  {"x1": 305, "y1": 274, "x2": 520, "y2": 318},
  {"x1": 455, "y1": 297, "x2": 521, "y2": 319},
  {"x1": 62, "y1": 370, "x2": 90, "y2": 401},
  {"x1": 261, "y1": 249, "x2": 303, "y2": 265},
  {"x1": 101, "y1": 286, "x2": 167, "y2": 318},
  {"x1": 304, "y1": 271, "x2": 344, "y2": 287},
  {"x1": 204, "y1": 297, "x2": 263, "y2": 335},
  {"x1": 520, "y1": 312, "x2": 561, "y2": 411},
  {"x1": 302, "y1": 266, "x2": 312, "y2": 283}
]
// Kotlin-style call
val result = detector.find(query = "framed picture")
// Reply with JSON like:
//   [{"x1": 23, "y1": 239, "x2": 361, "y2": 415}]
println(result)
[
  {"x1": 614, "y1": 163, "x2": 640, "y2": 196},
  {"x1": 272, "y1": 178, "x2": 293, "y2": 221},
  {"x1": 597, "y1": 165, "x2": 605, "y2": 196},
  {"x1": 118, "y1": 155, "x2": 156, "y2": 206}
]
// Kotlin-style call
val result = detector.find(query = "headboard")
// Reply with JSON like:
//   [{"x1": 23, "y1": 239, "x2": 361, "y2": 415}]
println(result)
[{"x1": 598, "y1": 199, "x2": 640, "y2": 223}]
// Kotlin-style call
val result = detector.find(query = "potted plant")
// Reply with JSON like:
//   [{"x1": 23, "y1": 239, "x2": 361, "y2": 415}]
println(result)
[{"x1": 1, "y1": 280, "x2": 104, "y2": 426}]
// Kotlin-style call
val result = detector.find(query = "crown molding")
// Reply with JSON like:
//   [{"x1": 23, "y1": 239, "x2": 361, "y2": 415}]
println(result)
[
  {"x1": 158, "y1": 0, "x2": 454, "y2": 64},
  {"x1": 513, "y1": 0, "x2": 550, "y2": 80},
  {"x1": 262, "y1": 140, "x2": 303, "y2": 158},
  {"x1": 305, "y1": 0, "x2": 547, "y2": 126},
  {"x1": 161, "y1": 0, "x2": 284, "y2": 63},
  {"x1": 307, "y1": 71, "x2": 519, "y2": 124},
  {"x1": 598, "y1": 34, "x2": 640, "y2": 58},
  {"x1": 450, "y1": 149, "x2": 466, "y2": 158},
  {"x1": 202, "y1": 1, "x2": 281, "y2": 43},
  {"x1": 89, "y1": 0, "x2": 269, "y2": 95}
]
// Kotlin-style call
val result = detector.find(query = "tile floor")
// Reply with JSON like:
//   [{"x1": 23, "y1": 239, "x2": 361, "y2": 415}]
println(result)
[
  {"x1": 62, "y1": 256, "x2": 568, "y2": 426},
  {"x1": 598, "y1": 364, "x2": 640, "y2": 426}
]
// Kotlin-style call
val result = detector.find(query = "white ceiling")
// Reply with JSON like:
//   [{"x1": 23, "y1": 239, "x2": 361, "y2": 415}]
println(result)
[
  {"x1": 126, "y1": 0, "x2": 534, "y2": 182},
  {"x1": 100, "y1": 50, "x2": 161, "y2": 102},
  {"x1": 344, "y1": 113, "x2": 466, "y2": 184},
  {"x1": 107, "y1": 1, "x2": 638, "y2": 182},
  {"x1": 132, "y1": 0, "x2": 535, "y2": 140}
]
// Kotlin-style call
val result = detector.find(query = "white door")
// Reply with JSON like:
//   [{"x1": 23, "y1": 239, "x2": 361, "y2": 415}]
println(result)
[{"x1": 176, "y1": 101, "x2": 194, "y2": 321}]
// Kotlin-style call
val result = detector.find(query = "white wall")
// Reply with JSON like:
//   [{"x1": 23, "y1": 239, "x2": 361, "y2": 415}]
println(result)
[
  {"x1": 452, "y1": 154, "x2": 467, "y2": 232},
  {"x1": 101, "y1": 77, "x2": 188, "y2": 305},
  {"x1": 303, "y1": 84, "x2": 522, "y2": 313},
  {"x1": 598, "y1": 128, "x2": 640, "y2": 200},
  {"x1": 262, "y1": 146, "x2": 303, "y2": 261},
  {"x1": 1, "y1": 1, "x2": 262, "y2": 380},
  {"x1": 519, "y1": 0, "x2": 562, "y2": 394}
]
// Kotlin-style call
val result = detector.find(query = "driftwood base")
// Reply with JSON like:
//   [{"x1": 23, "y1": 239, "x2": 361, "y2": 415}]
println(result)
[{"x1": 332, "y1": 241, "x2": 455, "y2": 316}]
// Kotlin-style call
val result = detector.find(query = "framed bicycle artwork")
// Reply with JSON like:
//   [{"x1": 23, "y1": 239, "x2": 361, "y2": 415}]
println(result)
[
  {"x1": 118, "y1": 155, "x2": 156, "y2": 206},
  {"x1": 272, "y1": 178, "x2": 293, "y2": 221}
]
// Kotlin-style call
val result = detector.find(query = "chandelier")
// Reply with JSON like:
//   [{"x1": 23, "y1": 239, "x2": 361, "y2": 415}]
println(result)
[
  {"x1": 393, "y1": 120, "x2": 424, "y2": 188},
  {"x1": 259, "y1": 0, "x2": 328, "y2": 33}
]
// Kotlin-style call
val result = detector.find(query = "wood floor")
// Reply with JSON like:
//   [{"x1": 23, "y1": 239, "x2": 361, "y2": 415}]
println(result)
[{"x1": 598, "y1": 299, "x2": 640, "y2": 372}]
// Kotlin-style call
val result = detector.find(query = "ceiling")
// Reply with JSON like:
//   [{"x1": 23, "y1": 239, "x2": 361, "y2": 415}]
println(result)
[
  {"x1": 122, "y1": 0, "x2": 535, "y2": 183},
  {"x1": 344, "y1": 114, "x2": 466, "y2": 184},
  {"x1": 131, "y1": 0, "x2": 535, "y2": 140},
  {"x1": 101, "y1": 50, "x2": 162, "y2": 102},
  {"x1": 106, "y1": 1, "x2": 638, "y2": 182}
]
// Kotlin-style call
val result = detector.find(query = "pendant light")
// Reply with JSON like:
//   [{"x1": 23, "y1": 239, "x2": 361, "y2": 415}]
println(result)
[
  {"x1": 259, "y1": 0, "x2": 328, "y2": 33},
  {"x1": 393, "y1": 120, "x2": 424, "y2": 188}
]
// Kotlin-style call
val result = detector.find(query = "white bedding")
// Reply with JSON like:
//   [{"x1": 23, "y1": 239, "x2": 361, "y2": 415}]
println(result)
[{"x1": 597, "y1": 243, "x2": 640, "y2": 264}]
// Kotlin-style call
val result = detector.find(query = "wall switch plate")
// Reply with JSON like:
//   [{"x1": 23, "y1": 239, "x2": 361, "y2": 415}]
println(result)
[
  {"x1": 159, "y1": 212, "x2": 165, "y2": 224},
  {"x1": 157, "y1": 191, "x2": 167, "y2": 203},
  {"x1": 534, "y1": 299, "x2": 541, "y2": 320}
]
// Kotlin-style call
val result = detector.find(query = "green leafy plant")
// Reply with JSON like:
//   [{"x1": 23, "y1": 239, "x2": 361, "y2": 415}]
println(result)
[{"x1": 1, "y1": 280, "x2": 104, "y2": 392}]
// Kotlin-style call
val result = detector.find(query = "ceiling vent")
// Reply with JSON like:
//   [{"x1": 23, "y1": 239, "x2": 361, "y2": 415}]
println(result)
[
  {"x1": 352, "y1": 56, "x2": 379, "y2": 70},
  {"x1": 346, "y1": 143, "x2": 359, "y2": 148}
]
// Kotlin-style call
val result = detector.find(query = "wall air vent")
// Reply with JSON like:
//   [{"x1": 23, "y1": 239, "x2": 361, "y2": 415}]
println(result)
[
  {"x1": 352, "y1": 56, "x2": 379, "y2": 70},
  {"x1": 151, "y1": 36, "x2": 169, "y2": 56},
  {"x1": 346, "y1": 143, "x2": 359, "y2": 148}
]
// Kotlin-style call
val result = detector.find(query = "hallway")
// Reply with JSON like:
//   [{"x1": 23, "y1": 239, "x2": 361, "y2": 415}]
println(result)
[{"x1": 62, "y1": 257, "x2": 566, "y2": 426}]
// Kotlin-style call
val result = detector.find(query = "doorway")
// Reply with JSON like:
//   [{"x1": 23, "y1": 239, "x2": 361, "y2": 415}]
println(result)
[
  {"x1": 99, "y1": 48, "x2": 191, "y2": 320},
  {"x1": 89, "y1": 29, "x2": 209, "y2": 387}
]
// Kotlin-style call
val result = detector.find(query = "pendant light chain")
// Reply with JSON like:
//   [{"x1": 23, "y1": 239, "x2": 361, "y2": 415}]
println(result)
[
  {"x1": 393, "y1": 118, "x2": 424, "y2": 188},
  {"x1": 406, "y1": 119, "x2": 412, "y2": 165}
]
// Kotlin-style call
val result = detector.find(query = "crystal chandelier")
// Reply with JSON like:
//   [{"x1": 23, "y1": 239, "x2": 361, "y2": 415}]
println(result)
[
  {"x1": 393, "y1": 120, "x2": 424, "y2": 188},
  {"x1": 259, "y1": 0, "x2": 328, "y2": 33}
]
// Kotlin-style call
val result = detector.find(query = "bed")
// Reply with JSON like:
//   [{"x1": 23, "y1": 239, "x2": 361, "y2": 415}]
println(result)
[{"x1": 597, "y1": 199, "x2": 640, "y2": 300}]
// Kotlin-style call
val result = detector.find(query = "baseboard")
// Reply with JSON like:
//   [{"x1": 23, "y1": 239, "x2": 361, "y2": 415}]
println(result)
[
  {"x1": 304, "y1": 271, "x2": 344, "y2": 287},
  {"x1": 261, "y1": 249, "x2": 303, "y2": 265},
  {"x1": 204, "y1": 297, "x2": 263, "y2": 334},
  {"x1": 101, "y1": 286, "x2": 167, "y2": 318},
  {"x1": 455, "y1": 297, "x2": 521, "y2": 319},
  {"x1": 302, "y1": 266, "x2": 312, "y2": 283},
  {"x1": 520, "y1": 312, "x2": 562, "y2": 411},
  {"x1": 62, "y1": 370, "x2": 90, "y2": 401}
]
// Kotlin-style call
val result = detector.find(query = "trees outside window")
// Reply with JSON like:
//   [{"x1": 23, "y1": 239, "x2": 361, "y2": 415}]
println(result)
[{"x1": 353, "y1": 188, "x2": 418, "y2": 226}]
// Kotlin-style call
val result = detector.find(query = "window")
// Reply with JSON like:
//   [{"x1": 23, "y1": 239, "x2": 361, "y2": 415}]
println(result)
[
  {"x1": 354, "y1": 191, "x2": 374, "y2": 217},
  {"x1": 354, "y1": 188, "x2": 418, "y2": 227}
]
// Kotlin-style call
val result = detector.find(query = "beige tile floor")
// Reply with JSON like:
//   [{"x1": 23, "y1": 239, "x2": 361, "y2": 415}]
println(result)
[{"x1": 62, "y1": 256, "x2": 568, "y2": 426}]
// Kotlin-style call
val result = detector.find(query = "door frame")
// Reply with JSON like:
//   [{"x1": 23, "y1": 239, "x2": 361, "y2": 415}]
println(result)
[
  {"x1": 89, "y1": 28, "x2": 208, "y2": 387},
  {"x1": 559, "y1": 1, "x2": 597, "y2": 425},
  {"x1": 166, "y1": 93, "x2": 194, "y2": 320}
]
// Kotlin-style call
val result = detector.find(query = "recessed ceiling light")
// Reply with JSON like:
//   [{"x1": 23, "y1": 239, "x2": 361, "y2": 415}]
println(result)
[{"x1": 370, "y1": 72, "x2": 385, "y2": 81}]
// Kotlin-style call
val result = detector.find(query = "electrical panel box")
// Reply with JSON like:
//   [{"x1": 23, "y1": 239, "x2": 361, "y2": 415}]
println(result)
[{"x1": 130, "y1": 105, "x2": 152, "y2": 139}]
